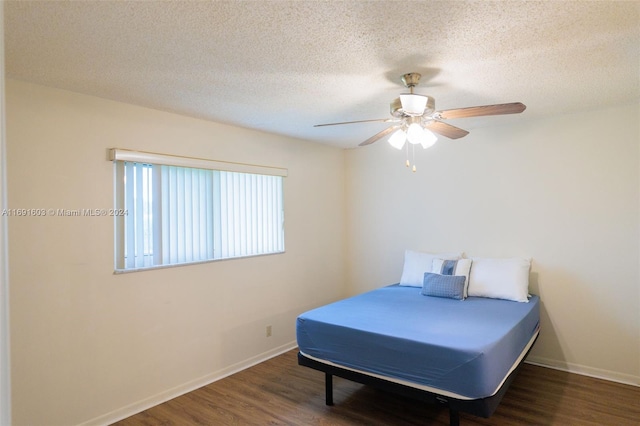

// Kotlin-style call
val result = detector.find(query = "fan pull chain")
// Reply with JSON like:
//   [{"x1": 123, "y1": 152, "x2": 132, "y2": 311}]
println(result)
[
  {"x1": 405, "y1": 139, "x2": 410, "y2": 168},
  {"x1": 403, "y1": 141, "x2": 417, "y2": 172},
  {"x1": 412, "y1": 144, "x2": 416, "y2": 172}
]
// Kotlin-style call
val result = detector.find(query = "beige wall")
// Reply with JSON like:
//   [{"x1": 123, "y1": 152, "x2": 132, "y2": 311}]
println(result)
[
  {"x1": 6, "y1": 79, "x2": 347, "y2": 425},
  {"x1": 345, "y1": 102, "x2": 640, "y2": 386}
]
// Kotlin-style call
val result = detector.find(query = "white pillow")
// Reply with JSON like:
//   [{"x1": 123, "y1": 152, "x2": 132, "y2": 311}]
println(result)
[
  {"x1": 467, "y1": 257, "x2": 531, "y2": 302},
  {"x1": 432, "y1": 258, "x2": 473, "y2": 298},
  {"x1": 399, "y1": 250, "x2": 462, "y2": 287}
]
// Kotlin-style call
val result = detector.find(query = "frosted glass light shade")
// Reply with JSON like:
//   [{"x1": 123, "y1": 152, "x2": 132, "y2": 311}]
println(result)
[
  {"x1": 388, "y1": 129, "x2": 406, "y2": 150},
  {"x1": 400, "y1": 94, "x2": 428, "y2": 116},
  {"x1": 406, "y1": 123, "x2": 424, "y2": 145},
  {"x1": 420, "y1": 129, "x2": 437, "y2": 149},
  {"x1": 407, "y1": 124, "x2": 438, "y2": 149}
]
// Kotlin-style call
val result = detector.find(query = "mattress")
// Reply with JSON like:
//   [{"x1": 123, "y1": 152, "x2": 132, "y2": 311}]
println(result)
[{"x1": 296, "y1": 284, "x2": 540, "y2": 400}]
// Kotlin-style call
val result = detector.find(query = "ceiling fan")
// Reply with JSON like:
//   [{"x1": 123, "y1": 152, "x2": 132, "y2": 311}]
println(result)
[{"x1": 314, "y1": 72, "x2": 526, "y2": 150}]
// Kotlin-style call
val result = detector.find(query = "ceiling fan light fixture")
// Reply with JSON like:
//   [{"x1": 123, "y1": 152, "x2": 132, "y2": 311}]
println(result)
[
  {"x1": 388, "y1": 128, "x2": 406, "y2": 150},
  {"x1": 400, "y1": 94, "x2": 428, "y2": 116}
]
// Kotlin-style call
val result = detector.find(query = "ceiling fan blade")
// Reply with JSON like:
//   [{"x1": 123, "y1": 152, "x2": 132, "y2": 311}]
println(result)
[
  {"x1": 426, "y1": 121, "x2": 469, "y2": 139},
  {"x1": 359, "y1": 125, "x2": 400, "y2": 146},
  {"x1": 314, "y1": 118, "x2": 399, "y2": 127},
  {"x1": 437, "y1": 102, "x2": 526, "y2": 120}
]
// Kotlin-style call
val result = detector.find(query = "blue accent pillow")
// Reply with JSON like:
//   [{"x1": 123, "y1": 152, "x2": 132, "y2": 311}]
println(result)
[{"x1": 421, "y1": 272, "x2": 466, "y2": 300}]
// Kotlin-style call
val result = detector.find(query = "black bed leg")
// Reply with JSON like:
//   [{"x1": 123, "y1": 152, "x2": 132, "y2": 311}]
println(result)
[
  {"x1": 325, "y1": 373, "x2": 334, "y2": 406},
  {"x1": 449, "y1": 408, "x2": 460, "y2": 426}
]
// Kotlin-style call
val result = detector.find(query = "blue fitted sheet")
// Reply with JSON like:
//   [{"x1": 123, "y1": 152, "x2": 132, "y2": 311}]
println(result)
[{"x1": 296, "y1": 284, "x2": 540, "y2": 399}]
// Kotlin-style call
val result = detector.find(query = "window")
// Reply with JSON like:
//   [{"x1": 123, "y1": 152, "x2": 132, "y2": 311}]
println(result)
[{"x1": 111, "y1": 149, "x2": 286, "y2": 272}]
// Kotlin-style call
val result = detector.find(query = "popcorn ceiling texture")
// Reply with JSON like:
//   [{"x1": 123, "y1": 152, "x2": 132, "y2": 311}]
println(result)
[{"x1": 5, "y1": 1, "x2": 639, "y2": 148}]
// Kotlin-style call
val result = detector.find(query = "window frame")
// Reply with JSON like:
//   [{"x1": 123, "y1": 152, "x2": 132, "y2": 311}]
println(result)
[{"x1": 111, "y1": 149, "x2": 287, "y2": 273}]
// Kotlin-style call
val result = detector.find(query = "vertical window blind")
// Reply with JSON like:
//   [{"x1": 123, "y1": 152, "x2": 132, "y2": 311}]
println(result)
[{"x1": 112, "y1": 149, "x2": 286, "y2": 272}]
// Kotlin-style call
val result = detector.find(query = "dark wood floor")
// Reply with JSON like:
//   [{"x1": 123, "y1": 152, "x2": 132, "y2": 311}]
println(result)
[{"x1": 114, "y1": 349, "x2": 640, "y2": 425}]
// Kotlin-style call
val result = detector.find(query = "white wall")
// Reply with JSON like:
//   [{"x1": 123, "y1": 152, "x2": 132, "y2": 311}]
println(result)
[
  {"x1": 6, "y1": 79, "x2": 346, "y2": 426},
  {"x1": 346, "y1": 103, "x2": 640, "y2": 385}
]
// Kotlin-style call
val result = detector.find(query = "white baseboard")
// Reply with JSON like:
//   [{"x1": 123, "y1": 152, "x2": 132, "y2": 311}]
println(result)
[
  {"x1": 80, "y1": 341, "x2": 298, "y2": 426},
  {"x1": 526, "y1": 355, "x2": 640, "y2": 388}
]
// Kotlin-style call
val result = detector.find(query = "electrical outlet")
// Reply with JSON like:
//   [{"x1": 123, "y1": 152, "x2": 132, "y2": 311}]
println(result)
[{"x1": 266, "y1": 325, "x2": 272, "y2": 337}]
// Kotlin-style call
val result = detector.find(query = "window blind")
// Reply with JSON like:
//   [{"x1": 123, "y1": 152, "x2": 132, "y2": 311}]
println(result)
[{"x1": 112, "y1": 150, "x2": 286, "y2": 272}]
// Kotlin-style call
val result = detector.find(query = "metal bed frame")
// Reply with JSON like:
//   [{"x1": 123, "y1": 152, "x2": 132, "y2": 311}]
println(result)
[{"x1": 297, "y1": 334, "x2": 538, "y2": 426}]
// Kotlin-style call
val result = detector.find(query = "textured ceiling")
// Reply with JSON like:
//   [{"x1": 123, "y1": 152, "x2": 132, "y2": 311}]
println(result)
[{"x1": 5, "y1": 1, "x2": 640, "y2": 148}]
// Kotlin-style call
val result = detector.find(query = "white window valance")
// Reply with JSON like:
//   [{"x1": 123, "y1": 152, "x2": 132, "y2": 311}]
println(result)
[{"x1": 109, "y1": 148, "x2": 288, "y2": 177}]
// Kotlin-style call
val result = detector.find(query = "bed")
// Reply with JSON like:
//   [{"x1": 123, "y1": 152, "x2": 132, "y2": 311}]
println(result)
[{"x1": 296, "y1": 283, "x2": 540, "y2": 426}]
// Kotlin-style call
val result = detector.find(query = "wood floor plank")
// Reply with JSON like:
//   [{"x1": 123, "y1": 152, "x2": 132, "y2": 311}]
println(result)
[{"x1": 113, "y1": 350, "x2": 640, "y2": 425}]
